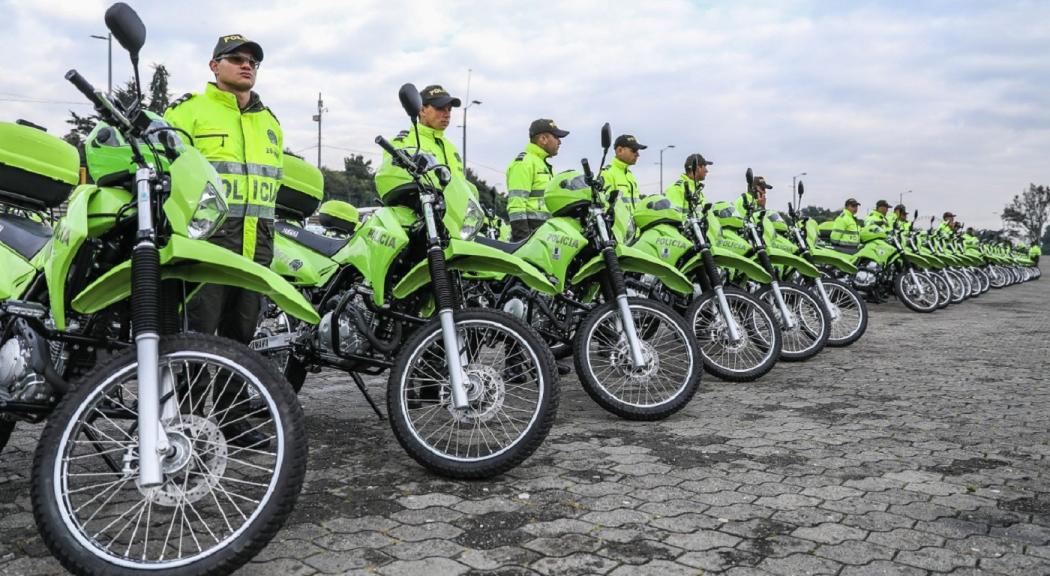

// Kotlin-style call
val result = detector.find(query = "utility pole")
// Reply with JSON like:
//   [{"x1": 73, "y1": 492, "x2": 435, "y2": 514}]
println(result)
[
  {"x1": 792, "y1": 172, "x2": 807, "y2": 209},
  {"x1": 658, "y1": 145, "x2": 675, "y2": 193},
  {"x1": 899, "y1": 189, "x2": 912, "y2": 207},
  {"x1": 90, "y1": 33, "x2": 112, "y2": 96},
  {"x1": 312, "y1": 92, "x2": 326, "y2": 169},
  {"x1": 461, "y1": 69, "x2": 482, "y2": 169}
]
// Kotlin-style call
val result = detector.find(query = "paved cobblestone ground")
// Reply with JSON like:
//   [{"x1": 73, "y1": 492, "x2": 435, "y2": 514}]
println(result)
[{"x1": 2, "y1": 271, "x2": 1048, "y2": 575}]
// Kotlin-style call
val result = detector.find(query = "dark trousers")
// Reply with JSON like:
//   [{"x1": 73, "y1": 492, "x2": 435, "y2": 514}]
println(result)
[
  {"x1": 510, "y1": 218, "x2": 546, "y2": 242},
  {"x1": 187, "y1": 284, "x2": 262, "y2": 344}
]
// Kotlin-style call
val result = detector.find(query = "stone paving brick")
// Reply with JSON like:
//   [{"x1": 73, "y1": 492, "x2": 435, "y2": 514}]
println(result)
[{"x1": 3, "y1": 279, "x2": 1049, "y2": 576}]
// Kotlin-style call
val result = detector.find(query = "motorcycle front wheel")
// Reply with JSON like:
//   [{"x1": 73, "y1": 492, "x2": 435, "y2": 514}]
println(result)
[
  {"x1": 32, "y1": 333, "x2": 307, "y2": 576},
  {"x1": 685, "y1": 286, "x2": 781, "y2": 382},
  {"x1": 388, "y1": 308, "x2": 558, "y2": 479}
]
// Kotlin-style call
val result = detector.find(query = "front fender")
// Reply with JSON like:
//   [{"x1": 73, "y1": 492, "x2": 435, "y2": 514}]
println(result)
[
  {"x1": 810, "y1": 246, "x2": 859, "y2": 275},
  {"x1": 903, "y1": 249, "x2": 933, "y2": 268},
  {"x1": 682, "y1": 246, "x2": 773, "y2": 284},
  {"x1": 393, "y1": 238, "x2": 557, "y2": 299},
  {"x1": 571, "y1": 243, "x2": 694, "y2": 294},
  {"x1": 768, "y1": 246, "x2": 821, "y2": 278},
  {"x1": 71, "y1": 235, "x2": 320, "y2": 324}
]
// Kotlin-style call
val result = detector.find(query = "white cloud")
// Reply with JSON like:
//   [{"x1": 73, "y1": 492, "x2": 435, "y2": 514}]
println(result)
[{"x1": 1, "y1": 0, "x2": 1048, "y2": 229}]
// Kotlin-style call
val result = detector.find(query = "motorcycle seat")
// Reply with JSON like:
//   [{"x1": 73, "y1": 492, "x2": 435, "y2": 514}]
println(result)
[
  {"x1": 0, "y1": 212, "x2": 51, "y2": 260},
  {"x1": 276, "y1": 221, "x2": 348, "y2": 258},
  {"x1": 474, "y1": 235, "x2": 528, "y2": 254}
]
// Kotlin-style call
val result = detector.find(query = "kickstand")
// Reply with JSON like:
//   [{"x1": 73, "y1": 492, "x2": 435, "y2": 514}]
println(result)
[{"x1": 349, "y1": 372, "x2": 386, "y2": 420}]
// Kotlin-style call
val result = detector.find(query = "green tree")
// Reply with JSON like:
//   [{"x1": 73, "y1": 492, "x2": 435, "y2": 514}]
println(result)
[
  {"x1": 1001, "y1": 184, "x2": 1050, "y2": 244},
  {"x1": 343, "y1": 155, "x2": 379, "y2": 206},
  {"x1": 146, "y1": 64, "x2": 171, "y2": 113},
  {"x1": 798, "y1": 205, "x2": 837, "y2": 222}
]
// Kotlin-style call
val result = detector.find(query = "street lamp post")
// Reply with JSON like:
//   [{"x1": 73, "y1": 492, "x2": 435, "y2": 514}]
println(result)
[
  {"x1": 792, "y1": 172, "x2": 807, "y2": 210},
  {"x1": 90, "y1": 33, "x2": 112, "y2": 95},
  {"x1": 899, "y1": 189, "x2": 913, "y2": 207},
  {"x1": 658, "y1": 145, "x2": 675, "y2": 193},
  {"x1": 461, "y1": 99, "x2": 481, "y2": 169}
]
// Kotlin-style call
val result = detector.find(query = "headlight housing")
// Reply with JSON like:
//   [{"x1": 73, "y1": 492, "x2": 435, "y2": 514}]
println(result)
[
  {"x1": 459, "y1": 197, "x2": 484, "y2": 240},
  {"x1": 187, "y1": 180, "x2": 228, "y2": 239}
]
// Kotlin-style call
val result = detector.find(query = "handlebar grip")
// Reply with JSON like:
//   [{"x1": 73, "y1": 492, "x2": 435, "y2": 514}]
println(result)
[
  {"x1": 65, "y1": 69, "x2": 104, "y2": 108},
  {"x1": 581, "y1": 158, "x2": 593, "y2": 181},
  {"x1": 374, "y1": 135, "x2": 399, "y2": 157}
]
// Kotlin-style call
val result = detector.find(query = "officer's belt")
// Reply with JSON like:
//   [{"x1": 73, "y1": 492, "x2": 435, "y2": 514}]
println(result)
[
  {"x1": 210, "y1": 161, "x2": 283, "y2": 180},
  {"x1": 227, "y1": 204, "x2": 276, "y2": 219},
  {"x1": 508, "y1": 211, "x2": 550, "y2": 222}
]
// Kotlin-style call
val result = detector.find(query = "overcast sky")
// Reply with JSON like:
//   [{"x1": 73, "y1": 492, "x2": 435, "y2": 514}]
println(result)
[{"x1": 3, "y1": 0, "x2": 1048, "y2": 229}]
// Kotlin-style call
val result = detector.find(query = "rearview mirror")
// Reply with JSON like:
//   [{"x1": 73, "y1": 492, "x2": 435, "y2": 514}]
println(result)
[
  {"x1": 398, "y1": 83, "x2": 422, "y2": 120},
  {"x1": 600, "y1": 123, "x2": 611, "y2": 150},
  {"x1": 797, "y1": 182, "x2": 805, "y2": 197},
  {"x1": 105, "y1": 3, "x2": 146, "y2": 61},
  {"x1": 745, "y1": 168, "x2": 754, "y2": 187}
]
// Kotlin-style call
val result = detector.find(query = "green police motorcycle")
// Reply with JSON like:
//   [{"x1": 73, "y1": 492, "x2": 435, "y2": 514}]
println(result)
[
  {"x1": 775, "y1": 182, "x2": 868, "y2": 347},
  {"x1": 625, "y1": 189, "x2": 783, "y2": 383},
  {"x1": 462, "y1": 124, "x2": 703, "y2": 420},
  {"x1": 709, "y1": 170, "x2": 831, "y2": 362},
  {"x1": 0, "y1": 4, "x2": 321, "y2": 575},
  {"x1": 253, "y1": 84, "x2": 560, "y2": 479}
]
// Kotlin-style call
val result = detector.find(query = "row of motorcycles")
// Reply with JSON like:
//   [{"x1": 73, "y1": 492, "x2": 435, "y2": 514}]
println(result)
[{"x1": 0, "y1": 4, "x2": 1040, "y2": 574}]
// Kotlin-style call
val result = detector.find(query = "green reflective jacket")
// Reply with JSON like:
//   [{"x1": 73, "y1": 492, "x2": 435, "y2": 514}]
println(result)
[
  {"x1": 1030, "y1": 244, "x2": 1043, "y2": 257},
  {"x1": 505, "y1": 142, "x2": 552, "y2": 222},
  {"x1": 391, "y1": 123, "x2": 464, "y2": 177},
  {"x1": 664, "y1": 174, "x2": 702, "y2": 214},
  {"x1": 164, "y1": 83, "x2": 283, "y2": 263},
  {"x1": 864, "y1": 209, "x2": 888, "y2": 229},
  {"x1": 600, "y1": 158, "x2": 641, "y2": 213},
  {"x1": 830, "y1": 209, "x2": 861, "y2": 247}
]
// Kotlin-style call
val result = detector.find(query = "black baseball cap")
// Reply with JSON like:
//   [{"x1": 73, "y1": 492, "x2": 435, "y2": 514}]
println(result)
[
  {"x1": 753, "y1": 176, "x2": 773, "y2": 190},
  {"x1": 684, "y1": 153, "x2": 713, "y2": 171},
  {"x1": 845, "y1": 198, "x2": 861, "y2": 207},
  {"x1": 213, "y1": 34, "x2": 263, "y2": 62},
  {"x1": 614, "y1": 134, "x2": 647, "y2": 150},
  {"x1": 894, "y1": 204, "x2": 906, "y2": 212},
  {"x1": 529, "y1": 119, "x2": 569, "y2": 138},
  {"x1": 421, "y1": 85, "x2": 462, "y2": 108},
  {"x1": 943, "y1": 211, "x2": 956, "y2": 218},
  {"x1": 876, "y1": 199, "x2": 891, "y2": 209}
]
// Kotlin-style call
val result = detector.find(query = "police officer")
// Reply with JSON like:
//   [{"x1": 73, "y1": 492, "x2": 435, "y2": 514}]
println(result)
[
  {"x1": 164, "y1": 34, "x2": 283, "y2": 447},
  {"x1": 506, "y1": 119, "x2": 569, "y2": 240},
  {"x1": 1029, "y1": 243, "x2": 1042, "y2": 266},
  {"x1": 664, "y1": 153, "x2": 713, "y2": 212},
  {"x1": 735, "y1": 175, "x2": 771, "y2": 217},
  {"x1": 830, "y1": 198, "x2": 862, "y2": 247},
  {"x1": 864, "y1": 199, "x2": 891, "y2": 229},
  {"x1": 938, "y1": 212, "x2": 957, "y2": 238},
  {"x1": 391, "y1": 84, "x2": 464, "y2": 176},
  {"x1": 165, "y1": 34, "x2": 282, "y2": 339},
  {"x1": 887, "y1": 203, "x2": 908, "y2": 231},
  {"x1": 601, "y1": 134, "x2": 646, "y2": 212}
]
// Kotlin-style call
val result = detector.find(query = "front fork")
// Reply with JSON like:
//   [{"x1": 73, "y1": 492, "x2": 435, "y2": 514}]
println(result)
[
  {"x1": 812, "y1": 278, "x2": 839, "y2": 321},
  {"x1": 422, "y1": 196, "x2": 469, "y2": 409},
  {"x1": 132, "y1": 167, "x2": 169, "y2": 488},
  {"x1": 596, "y1": 209, "x2": 646, "y2": 367},
  {"x1": 747, "y1": 223, "x2": 796, "y2": 330},
  {"x1": 690, "y1": 220, "x2": 741, "y2": 342}
]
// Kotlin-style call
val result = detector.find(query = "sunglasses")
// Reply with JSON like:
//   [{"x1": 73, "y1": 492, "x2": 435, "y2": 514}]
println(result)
[{"x1": 217, "y1": 54, "x2": 261, "y2": 69}]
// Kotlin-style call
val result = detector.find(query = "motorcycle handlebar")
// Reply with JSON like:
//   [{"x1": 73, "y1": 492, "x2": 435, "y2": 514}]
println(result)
[{"x1": 66, "y1": 69, "x2": 103, "y2": 108}]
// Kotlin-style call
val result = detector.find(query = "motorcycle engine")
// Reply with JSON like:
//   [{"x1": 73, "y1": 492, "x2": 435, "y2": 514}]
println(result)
[
  {"x1": 0, "y1": 324, "x2": 53, "y2": 404},
  {"x1": 853, "y1": 270, "x2": 876, "y2": 288},
  {"x1": 316, "y1": 292, "x2": 375, "y2": 357}
]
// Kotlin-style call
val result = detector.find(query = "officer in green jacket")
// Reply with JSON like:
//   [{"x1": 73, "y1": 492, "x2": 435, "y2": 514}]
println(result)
[
  {"x1": 937, "y1": 212, "x2": 956, "y2": 238},
  {"x1": 1029, "y1": 243, "x2": 1042, "y2": 266},
  {"x1": 864, "y1": 199, "x2": 891, "y2": 229},
  {"x1": 830, "y1": 198, "x2": 862, "y2": 247},
  {"x1": 391, "y1": 84, "x2": 464, "y2": 177},
  {"x1": 601, "y1": 134, "x2": 646, "y2": 213},
  {"x1": 165, "y1": 34, "x2": 282, "y2": 340},
  {"x1": 165, "y1": 34, "x2": 282, "y2": 447},
  {"x1": 734, "y1": 175, "x2": 771, "y2": 219},
  {"x1": 506, "y1": 119, "x2": 569, "y2": 240},
  {"x1": 886, "y1": 203, "x2": 908, "y2": 231},
  {"x1": 664, "y1": 153, "x2": 713, "y2": 212}
]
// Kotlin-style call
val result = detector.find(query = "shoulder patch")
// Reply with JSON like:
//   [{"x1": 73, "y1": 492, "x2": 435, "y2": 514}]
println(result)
[
  {"x1": 166, "y1": 92, "x2": 195, "y2": 111},
  {"x1": 514, "y1": 152, "x2": 526, "y2": 161}
]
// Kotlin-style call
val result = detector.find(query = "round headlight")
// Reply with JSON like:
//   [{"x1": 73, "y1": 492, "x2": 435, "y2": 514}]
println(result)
[{"x1": 459, "y1": 198, "x2": 484, "y2": 240}]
